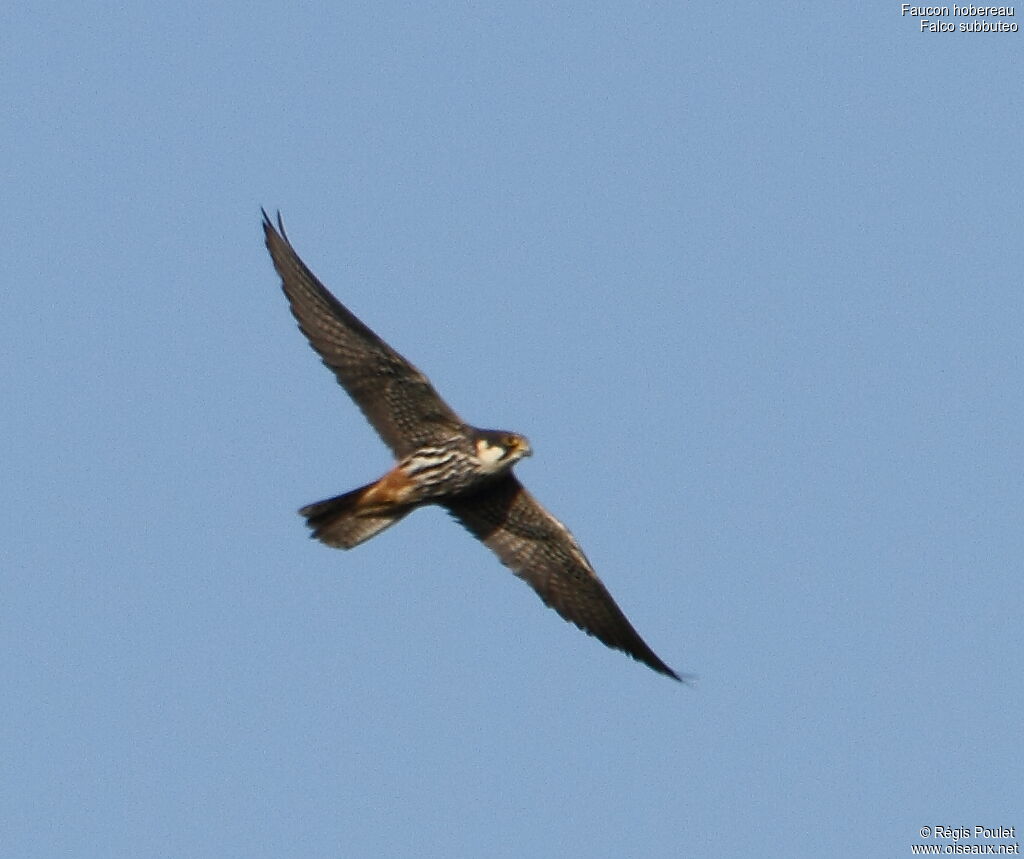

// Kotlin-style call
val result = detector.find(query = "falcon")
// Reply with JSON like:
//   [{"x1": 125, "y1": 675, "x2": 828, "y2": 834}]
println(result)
[{"x1": 263, "y1": 211, "x2": 681, "y2": 681}]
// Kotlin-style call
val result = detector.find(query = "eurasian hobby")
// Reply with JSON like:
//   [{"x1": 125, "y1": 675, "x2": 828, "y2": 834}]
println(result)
[{"x1": 263, "y1": 211, "x2": 680, "y2": 681}]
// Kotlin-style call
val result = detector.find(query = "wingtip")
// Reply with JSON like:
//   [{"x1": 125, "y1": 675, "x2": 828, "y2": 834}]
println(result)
[
  {"x1": 651, "y1": 660, "x2": 694, "y2": 685},
  {"x1": 670, "y1": 669, "x2": 697, "y2": 686},
  {"x1": 615, "y1": 644, "x2": 691, "y2": 683},
  {"x1": 260, "y1": 208, "x2": 288, "y2": 241}
]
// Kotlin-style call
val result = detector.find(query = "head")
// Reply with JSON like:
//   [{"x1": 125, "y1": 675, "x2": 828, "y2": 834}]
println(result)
[{"x1": 473, "y1": 429, "x2": 533, "y2": 472}]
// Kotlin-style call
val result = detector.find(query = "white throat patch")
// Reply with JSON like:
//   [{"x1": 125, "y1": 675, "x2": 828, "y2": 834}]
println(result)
[{"x1": 475, "y1": 439, "x2": 507, "y2": 469}]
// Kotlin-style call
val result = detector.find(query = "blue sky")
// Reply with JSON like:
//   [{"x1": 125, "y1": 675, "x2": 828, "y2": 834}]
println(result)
[{"x1": 3, "y1": 4, "x2": 1022, "y2": 857}]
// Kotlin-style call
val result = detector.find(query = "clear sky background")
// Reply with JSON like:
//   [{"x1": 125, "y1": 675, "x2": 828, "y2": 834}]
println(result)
[{"x1": 3, "y1": 4, "x2": 1022, "y2": 857}]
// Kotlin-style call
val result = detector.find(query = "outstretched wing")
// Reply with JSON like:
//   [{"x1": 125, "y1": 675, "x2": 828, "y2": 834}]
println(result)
[
  {"x1": 444, "y1": 475, "x2": 682, "y2": 681},
  {"x1": 263, "y1": 211, "x2": 464, "y2": 458}
]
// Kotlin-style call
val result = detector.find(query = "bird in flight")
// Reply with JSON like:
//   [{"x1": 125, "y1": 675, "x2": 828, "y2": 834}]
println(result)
[{"x1": 263, "y1": 211, "x2": 681, "y2": 681}]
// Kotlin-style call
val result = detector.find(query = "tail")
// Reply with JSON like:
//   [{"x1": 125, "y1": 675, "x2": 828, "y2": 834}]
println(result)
[{"x1": 299, "y1": 484, "x2": 410, "y2": 549}]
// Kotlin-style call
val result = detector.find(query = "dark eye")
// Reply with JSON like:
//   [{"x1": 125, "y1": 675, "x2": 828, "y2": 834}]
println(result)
[{"x1": 504, "y1": 435, "x2": 518, "y2": 448}]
